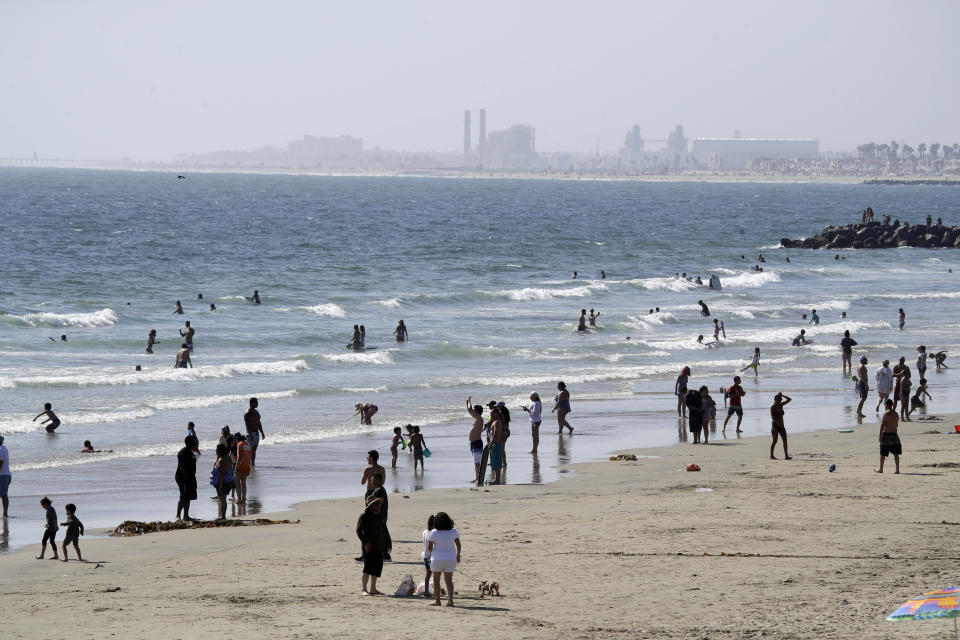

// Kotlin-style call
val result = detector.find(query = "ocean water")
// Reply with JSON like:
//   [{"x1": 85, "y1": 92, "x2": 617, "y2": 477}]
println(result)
[{"x1": 1, "y1": 168, "x2": 958, "y2": 549}]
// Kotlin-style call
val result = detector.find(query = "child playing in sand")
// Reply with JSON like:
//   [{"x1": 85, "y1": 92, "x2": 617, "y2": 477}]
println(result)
[
  {"x1": 33, "y1": 403, "x2": 61, "y2": 433},
  {"x1": 390, "y1": 427, "x2": 405, "y2": 468},
  {"x1": 60, "y1": 503, "x2": 84, "y2": 562},
  {"x1": 421, "y1": 514, "x2": 435, "y2": 597},
  {"x1": 409, "y1": 426, "x2": 427, "y2": 471},
  {"x1": 36, "y1": 497, "x2": 58, "y2": 559}
]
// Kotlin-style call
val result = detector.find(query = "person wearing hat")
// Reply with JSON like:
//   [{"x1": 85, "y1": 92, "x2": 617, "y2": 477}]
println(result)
[
  {"x1": 356, "y1": 494, "x2": 391, "y2": 596},
  {"x1": 0, "y1": 435, "x2": 10, "y2": 517}
]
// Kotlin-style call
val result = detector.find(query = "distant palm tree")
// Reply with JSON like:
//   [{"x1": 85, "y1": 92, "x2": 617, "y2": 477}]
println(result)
[
  {"x1": 890, "y1": 140, "x2": 899, "y2": 160},
  {"x1": 930, "y1": 143, "x2": 940, "y2": 160},
  {"x1": 918, "y1": 143, "x2": 927, "y2": 159}
]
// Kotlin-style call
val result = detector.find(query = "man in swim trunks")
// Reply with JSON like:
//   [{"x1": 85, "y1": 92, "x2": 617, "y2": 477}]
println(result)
[
  {"x1": 466, "y1": 397, "x2": 484, "y2": 484},
  {"x1": 577, "y1": 309, "x2": 587, "y2": 332},
  {"x1": 876, "y1": 399, "x2": 901, "y2": 474},
  {"x1": 175, "y1": 435, "x2": 198, "y2": 521},
  {"x1": 244, "y1": 397, "x2": 265, "y2": 466},
  {"x1": 722, "y1": 376, "x2": 745, "y2": 433},
  {"x1": 179, "y1": 321, "x2": 195, "y2": 351},
  {"x1": 856, "y1": 356, "x2": 871, "y2": 417}
]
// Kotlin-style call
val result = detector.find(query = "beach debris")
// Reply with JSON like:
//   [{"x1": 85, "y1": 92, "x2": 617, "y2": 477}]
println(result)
[
  {"x1": 685, "y1": 463, "x2": 701, "y2": 472},
  {"x1": 829, "y1": 464, "x2": 837, "y2": 472},
  {"x1": 102, "y1": 587, "x2": 121, "y2": 592},
  {"x1": 609, "y1": 454, "x2": 638, "y2": 462},
  {"x1": 394, "y1": 574, "x2": 417, "y2": 596},
  {"x1": 111, "y1": 518, "x2": 299, "y2": 537},
  {"x1": 694, "y1": 487, "x2": 713, "y2": 493}
]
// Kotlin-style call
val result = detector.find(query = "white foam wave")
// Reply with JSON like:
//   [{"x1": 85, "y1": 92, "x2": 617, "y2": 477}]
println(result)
[
  {"x1": 866, "y1": 291, "x2": 960, "y2": 301},
  {"x1": 339, "y1": 385, "x2": 389, "y2": 393},
  {"x1": 10, "y1": 360, "x2": 308, "y2": 388},
  {"x1": 492, "y1": 284, "x2": 608, "y2": 301},
  {"x1": 373, "y1": 298, "x2": 401, "y2": 309},
  {"x1": 149, "y1": 389, "x2": 297, "y2": 411},
  {"x1": 719, "y1": 271, "x2": 781, "y2": 289},
  {"x1": 323, "y1": 351, "x2": 394, "y2": 365},
  {"x1": 8, "y1": 308, "x2": 118, "y2": 328},
  {"x1": 300, "y1": 303, "x2": 346, "y2": 318},
  {"x1": 627, "y1": 277, "x2": 697, "y2": 292}
]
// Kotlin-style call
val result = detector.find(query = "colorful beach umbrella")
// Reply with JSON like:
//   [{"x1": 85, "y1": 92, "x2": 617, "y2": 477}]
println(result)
[{"x1": 887, "y1": 587, "x2": 960, "y2": 639}]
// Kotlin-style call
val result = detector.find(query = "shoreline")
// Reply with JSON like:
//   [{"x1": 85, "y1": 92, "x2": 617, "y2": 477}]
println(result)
[{"x1": 3, "y1": 409, "x2": 959, "y2": 638}]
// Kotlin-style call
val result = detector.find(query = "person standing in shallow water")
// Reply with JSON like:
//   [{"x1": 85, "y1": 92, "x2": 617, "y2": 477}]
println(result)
[
  {"x1": 577, "y1": 309, "x2": 587, "y2": 332},
  {"x1": 876, "y1": 399, "x2": 901, "y2": 474},
  {"x1": 175, "y1": 435, "x2": 198, "y2": 521},
  {"x1": 898, "y1": 308, "x2": 905, "y2": 330},
  {"x1": 840, "y1": 330, "x2": 857, "y2": 375},
  {"x1": 553, "y1": 381, "x2": 574, "y2": 434},
  {"x1": 146, "y1": 329, "x2": 157, "y2": 354},
  {"x1": 244, "y1": 397, "x2": 265, "y2": 467},
  {"x1": 393, "y1": 320, "x2": 408, "y2": 342},
  {"x1": 172, "y1": 300, "x2": 183, "y2": 315}
]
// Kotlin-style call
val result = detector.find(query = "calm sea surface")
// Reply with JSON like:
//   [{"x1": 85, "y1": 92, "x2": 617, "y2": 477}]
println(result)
[{"x1": 1, "y1": 168, "x2": 958, "y2": 549}]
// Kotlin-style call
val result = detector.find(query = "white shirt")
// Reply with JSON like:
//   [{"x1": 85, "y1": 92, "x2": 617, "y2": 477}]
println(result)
[
  {"x1": 529, "y1": 400, "x2": 541, "y2": 423},
  {"x1": 875, "y1": 366, "x2": 893, "y2": 391},
  {"x1": 422, "y1": 529, "x2": 432, "y2": 559},
  {"x1": 917, "y1": 354, "x2": 926, "y2": 370},
  {"x1": 428, "y1": 528, "x2": 460, "y2": 561},
  {"x1": 0, "y1": 445, "x2": 9, "y2": 476}
]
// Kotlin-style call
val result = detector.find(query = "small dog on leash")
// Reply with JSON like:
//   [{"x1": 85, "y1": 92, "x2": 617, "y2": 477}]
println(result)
[{"x1": 478, "y1": 580, "x2": 500, "y2": 598}]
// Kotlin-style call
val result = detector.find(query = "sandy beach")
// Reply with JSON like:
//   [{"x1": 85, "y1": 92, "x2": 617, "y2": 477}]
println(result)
[{"x1": 2, "y1": 409, "x2": 958, "y2": 639}]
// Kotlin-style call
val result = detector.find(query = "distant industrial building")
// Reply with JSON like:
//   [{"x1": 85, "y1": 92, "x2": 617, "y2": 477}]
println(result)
[
  {"x1": 463, "y1": 108, "x2": 538, "y2": 169},
  {"x1": 287, "y1": 134, "x2": 363, "y2": 163},
  {"x1": 692, "y1": 138, "x2": 818, "y2": 167}
]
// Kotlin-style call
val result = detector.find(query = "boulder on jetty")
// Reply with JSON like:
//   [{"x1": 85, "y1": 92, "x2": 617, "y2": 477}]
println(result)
[{"x1": 781, "y1": 222, "x2": 960, "y2": 250}]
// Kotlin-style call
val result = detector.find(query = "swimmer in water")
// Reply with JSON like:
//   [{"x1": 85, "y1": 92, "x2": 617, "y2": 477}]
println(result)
[
  {"x1": 179, "y1": 321, "x2": 195, "y2": 351},
  {"x1": 60, "y1": 335, "x2": 67, "y2": 342},
  {"x1": 577, "y1": 309, "x2": 587, "y2": 332},
  {"x1": 712, "y1": 319, "x2": 722, "y2": 342},
  {"x1": 600, "y1": 270, "x2": 606, "y2": 279},
  {"x1": 572, "y1": 271, "x2": 578, "y2": 279},
  {"x1": 33, "y1": 403, "x2": 61, "y2": 433},
  {"x1": 809, "y1": 309, "x2": 819, "y2": 325},
  {"x1": 172, "y1": 300, "x2": 184, "y2": 315},
  {"x1": 792, "y1": 329, "x2": 811, "y2": 346},
  {"x1": 393, "y1": 320, "x2": 408, "y2": 342},
  {"x1": 841, "y1": 311, "x2": 847, "y2": 319},
  {"x1": 197, "y1": 293, "x2": 203, "y2": 300},
  {"x1": 898, "y1": 308, "x2": 905, "y2": 330},
  {"x1": 209, "y1": 303, "x2": 216, "y2": 311},
  {"x1": 175, "y1": 343, "x2": 192, "y2": 368},
  {"x1": 146, "y1": 329, "x2": 157, "y2": 353},
  {"x1": 248, "y1": 289, "x2": 261, "y2": 304},
  {"x1": 347, "y1": 325, "x2": 361, "y2": 349},
  {"x1": 698, "y1": 300, "x2": 710, "y2": 317},
  {"x1": 359, "y1": 325, "x2": 366, "y2": 347},
  {"x1": 588, "y1": 309, "x2": 600, "y2": 327}
]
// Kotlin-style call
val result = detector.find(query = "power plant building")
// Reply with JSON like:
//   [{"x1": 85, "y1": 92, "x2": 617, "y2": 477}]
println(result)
[{"x1": 692, "y1": 138, "x2": 818, "y2": 167}]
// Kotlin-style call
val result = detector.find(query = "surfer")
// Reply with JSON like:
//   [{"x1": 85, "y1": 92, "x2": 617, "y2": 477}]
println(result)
[
  {"x1": 179, "y1": 321, "x2": 195, "y2": 351},
  {"x1": 355, "y1": 403, "x2": 378, "y2": 426},
  {"x1": 698, "y1": 300, "x2": 710, "y2": 317},
  {"x1": 572, "y1": 271, "x2": 578, "y2": 279},
  {"x1": 172, "y1": 300, "x2": 183, "y2": 315},
  {"x1": 577, "y1": 309, "x2": 587, "y2": 332},
  {"x1": 553, "y1": 381, "x2": 574, "y2": 434},
  {"x1": 588, "y1": 309, "x2": 600, "y2": 327},
  {"x1": 209, "y1": 303, "x2": 216, "y2": 311},
  {"x1": 600, "y1": 270, "x2": 606, "y2": 279},
  {"x1": 33, "y1": 403, "x2": 61, "y2": 433},
  {"x1": 840, "y1": 330, "x2": 857, "y2": 374},
  {"x1": 712, "y1": 318, "x2": 724, "y2": 343},
  {"x1": 248, "y1": 289, "x2": 261, "y2": 304},
  {"x1": 197, "y1": 293, "x2": 203, "y2": 300},
  {"x1": 393, "y1": 320, "x2": 408, "y2": 342},
  {"x1": 146, "y1": 329, "x2": 157, "y2": 354},
  {"x1": 175, "y1": 343, "x2": 192, "y2": 368}
]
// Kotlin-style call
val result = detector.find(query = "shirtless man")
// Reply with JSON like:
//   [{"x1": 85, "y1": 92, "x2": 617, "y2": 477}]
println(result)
[
  {"x1": 876, "y1": 399, "x2": 901, "y2": 474},
  {"x1": 360, "y1": 450, "x2": 386, "y2": 500},
  {"x1": 891, "y1": 357, "x2": 910, "y2": 410},
  {"x1": 179, "y1": 321, "x2": 195, "y2": 351},
  {"x1": 244, "y1": 397, "x2": 266, "y2": 466},
  {"x1": 146, "y1": 329, "x2": 157, "y2": 354},
  {"x1": 466, "y1": 397, "x2": 484, "y2": 483},
  {"x1": 172, "y1": 300, "x2": 184, "y2": 315},
  {"x1": 174, "y1": 343, "x2": 192, "y2": 368},
  {"x1": 577, "y1": 309, "x2": 587, "y2": 332}
]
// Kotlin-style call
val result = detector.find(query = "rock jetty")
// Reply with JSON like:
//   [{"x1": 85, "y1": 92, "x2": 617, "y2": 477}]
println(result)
[{"x1": 781, "y1": 222, "x2": 960, "y2": 250}]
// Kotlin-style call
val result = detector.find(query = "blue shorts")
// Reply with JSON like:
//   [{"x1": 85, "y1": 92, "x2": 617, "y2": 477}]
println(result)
[
  {"x1": 0, "y1": 474, "x2": 10, "y2": 498},
  {"x1": 247, "y1": 431, "x2": 260, "y2": 449},
  {"x1": 489, "y1": 442, "x2": 503, "y2": 470}
]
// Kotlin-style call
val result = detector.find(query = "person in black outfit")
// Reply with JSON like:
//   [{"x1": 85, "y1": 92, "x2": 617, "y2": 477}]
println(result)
[{"x1": 176, "y1": 435, "x2": 198, "y2": 521}]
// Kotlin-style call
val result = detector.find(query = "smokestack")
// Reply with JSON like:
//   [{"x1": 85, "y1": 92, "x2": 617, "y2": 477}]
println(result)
[
  {"x1": 463, "y1": 110, "x2": 472, "y2": 166},
  {"x1": 479, "y1": 108, "x2": 486, "y2": 151}
]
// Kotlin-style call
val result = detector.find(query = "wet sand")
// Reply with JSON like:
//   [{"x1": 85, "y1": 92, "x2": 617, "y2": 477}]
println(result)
[{"x1": 2, "y1": 410, "x2": 958, "y2": 639}]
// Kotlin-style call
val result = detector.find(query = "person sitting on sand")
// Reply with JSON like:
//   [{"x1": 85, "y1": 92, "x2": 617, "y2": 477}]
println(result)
[
  {"x1": 356, "y1": 495, "x2": 391, "y2": 596},
  {"x1": 33, "y1": 403, "x2": 61, "y2": 433},
  {"x1": 876, "y1": 399, "x2": 901, "y2": 474},
  {"x1": 770, "y1": 393, "x2": 792, "y2": 460},
  {"x1": 354, "y1": 403, "x2": 378, "y2": 426}
]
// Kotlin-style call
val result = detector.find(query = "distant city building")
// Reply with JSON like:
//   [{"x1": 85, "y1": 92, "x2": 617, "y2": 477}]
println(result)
[
  {"x1": 692, "y1": 138, "x2": 818, "y2": 168},
  {"x1": 620, "y1": 125, "x2": 645, "y2": 167},
  {"x1": 287, "y1": 135, "x2": 363, "y2": 163},
  {"x1": 480, "y1": 124, "x2": 538, "y2": 169},
  {"x1": 667, "y1": 125, "x2": 688, "y2": 155},
  {"x1": 463, "y1": 110, "x2": 472, "y2": 166}
]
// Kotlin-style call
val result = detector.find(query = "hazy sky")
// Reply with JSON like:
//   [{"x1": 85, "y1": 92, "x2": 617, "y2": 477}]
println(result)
[{"x1": 3, "y1": 0, "x2": 958, "y2": 160}]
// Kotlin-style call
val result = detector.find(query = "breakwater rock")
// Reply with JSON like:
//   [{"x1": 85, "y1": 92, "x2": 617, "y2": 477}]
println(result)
[{"x1": 781, "y1": 222, "x2": 960, "y2": 249}]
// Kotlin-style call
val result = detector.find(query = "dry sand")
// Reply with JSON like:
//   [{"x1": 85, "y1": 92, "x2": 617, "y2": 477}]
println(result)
[{"x1": 3, "y1": 412, "x2": 960, "y2": 639}]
